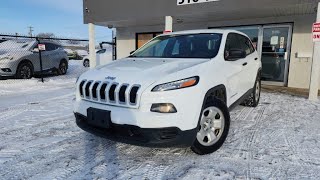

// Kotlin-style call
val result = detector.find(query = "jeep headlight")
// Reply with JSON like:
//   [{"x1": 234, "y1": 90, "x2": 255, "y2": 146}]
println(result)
[{"x1": 152, "y1": 76, "x2": 199, "y2": 92}]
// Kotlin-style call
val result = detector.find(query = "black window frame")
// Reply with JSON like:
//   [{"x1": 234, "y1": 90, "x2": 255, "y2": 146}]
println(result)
[{"x1": 224, "y1": 33, "x2": 255, "y2": 61}]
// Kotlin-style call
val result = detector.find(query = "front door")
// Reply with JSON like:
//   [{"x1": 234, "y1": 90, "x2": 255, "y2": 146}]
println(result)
[{"x1": 261, "y1": 25, "x2": 292, "y2": 85}]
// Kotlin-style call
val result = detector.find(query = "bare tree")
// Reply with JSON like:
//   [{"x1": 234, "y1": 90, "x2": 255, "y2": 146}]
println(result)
[{"x1": 37, "y1": 33, "x2": 55, "y2": 39}]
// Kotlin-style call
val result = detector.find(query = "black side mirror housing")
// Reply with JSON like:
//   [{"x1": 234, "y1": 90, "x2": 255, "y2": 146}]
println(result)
[{"x1": 226, "y1": 49, "x2": 246, "y2": 61}]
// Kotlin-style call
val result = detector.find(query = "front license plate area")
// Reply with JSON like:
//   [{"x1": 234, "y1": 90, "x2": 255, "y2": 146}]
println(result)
[{"x1": 87, "y1": 108, "x2": 111, "y2": 129}]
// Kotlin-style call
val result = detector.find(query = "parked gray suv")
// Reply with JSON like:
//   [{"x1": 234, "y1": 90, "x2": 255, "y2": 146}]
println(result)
[{"x1": 0, "y1": 40, "x2": 69, "y2": 79}]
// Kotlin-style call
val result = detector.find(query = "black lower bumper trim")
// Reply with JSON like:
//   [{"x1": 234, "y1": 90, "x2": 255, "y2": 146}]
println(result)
[{"x1": 75, "y1": 113, "x2": 197, "y2": 148}]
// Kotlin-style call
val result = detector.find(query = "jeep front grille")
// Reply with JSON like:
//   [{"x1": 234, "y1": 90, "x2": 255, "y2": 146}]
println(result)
[{"x1": 79, "y1": 80, "x2": 141, "y2": 107}]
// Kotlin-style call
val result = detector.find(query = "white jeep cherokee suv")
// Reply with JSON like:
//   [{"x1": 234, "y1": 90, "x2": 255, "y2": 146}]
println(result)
[{"x1": 74, "y1": 29, "x2": 261, "y2": 155}]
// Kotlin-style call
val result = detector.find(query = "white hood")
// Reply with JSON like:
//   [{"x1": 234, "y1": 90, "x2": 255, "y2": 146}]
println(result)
[{"x1": 80, "y1": 58, "x2": 208, "y2": 89}]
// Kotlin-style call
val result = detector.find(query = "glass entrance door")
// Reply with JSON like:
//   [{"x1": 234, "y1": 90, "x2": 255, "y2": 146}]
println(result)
[
  {"x1": 214, "y1": 24, "x2": 292, "y2": 85},
  {"x1": 261, "y1": 25, "x2": 292, "y2": 84}
]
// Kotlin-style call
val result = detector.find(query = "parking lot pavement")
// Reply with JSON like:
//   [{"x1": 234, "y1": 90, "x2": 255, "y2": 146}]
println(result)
[{"x1": 0, "y1": 63, "x2": 320, "y2": 179}]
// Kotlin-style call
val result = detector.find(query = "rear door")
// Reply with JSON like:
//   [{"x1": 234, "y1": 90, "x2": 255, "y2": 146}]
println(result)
[
  {"x1": 238, "y1": 34, "x2": 259, "y2": 91},
  {"x1": 40, "y1": 43, "x2": 52, "y2": 70},
  {"x1": 224, "y1": 33, "x2": 249, "y2": 104}
]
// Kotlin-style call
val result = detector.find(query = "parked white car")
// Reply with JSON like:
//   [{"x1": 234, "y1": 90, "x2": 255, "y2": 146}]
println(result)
[
  {"x1": 0, "y1": 40, "x2": 69, "y2": 79},
  {"x1": 74, "y1": 29, "x2": 261, "y2": 155},
  {"x1": 82, "y1": 49, "x2": 112, "y2": 67}
]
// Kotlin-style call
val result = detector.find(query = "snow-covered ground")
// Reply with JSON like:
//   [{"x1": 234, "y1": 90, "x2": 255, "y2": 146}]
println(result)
[{"x1": 0, "y1": 61, "x2": 320, "y2": 179}]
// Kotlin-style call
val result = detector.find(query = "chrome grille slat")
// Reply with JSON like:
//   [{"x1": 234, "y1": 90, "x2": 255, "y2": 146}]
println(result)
[
  {"x1": 88, "y1": 81, "x2": 94, "y2": 99},
  {"x1": 124, "y1": 85, "x2": 130, "y2": 105},
  {"x1": 99, "y1": 82, "x2": 108, "y2": 101},
  {"x1": 129, "y1": 85, "x2": 141, "y2": 105},
  {"x1": 79, "y1": 80, "x2": 141, "y2": 107},
  {"x1": 79, "y1": 80, "x2": 87, "y2": 97},
  {"x1": 83, "y1": 81, "x2": 90, "y2": 98},
  {"x1": 119, "y1": 84, "x2": 129, "y2": 104},
  {"x1": 108, "y1": 83, "x2": 118, "y2": 103},
  {"x1": 96, "y1": 82, "x2": 103, "y2": 101},
  {"x1": 92, "y1": 81, "x2": 101, "y2": 100}
]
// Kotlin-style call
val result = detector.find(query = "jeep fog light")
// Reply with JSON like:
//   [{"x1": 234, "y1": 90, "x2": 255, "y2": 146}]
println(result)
[{"x1": 151, "y1": 103, "x2": 177, "y2": 113}]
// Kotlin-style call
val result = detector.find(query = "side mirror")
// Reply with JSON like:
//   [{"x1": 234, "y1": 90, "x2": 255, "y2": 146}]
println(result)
[
  {"x1": 225, "y1": 49, "x2": 246, "y2": 61},
  {"x1": 32, "y1": 48, "x2": 39, "y2": 53}
]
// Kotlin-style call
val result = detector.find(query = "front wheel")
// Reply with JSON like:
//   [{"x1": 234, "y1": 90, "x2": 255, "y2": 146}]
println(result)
[
  {"x1": 16, "y1": 62, "x2": 34, "y2": 79},
  {"x1": 191, "y1": 98, "x2": 230, "y2": 155},
  {"x1": 83, "y1": 59, "x2": 90, "y2": 67},
  {"x1": 58, "y1": 60, "x2": 68, "y2": 75}
]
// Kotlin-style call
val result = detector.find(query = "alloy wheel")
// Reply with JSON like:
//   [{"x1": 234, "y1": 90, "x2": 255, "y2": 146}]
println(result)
[
  {"x1": 20, "y1": 65, "x2": 32, "y2": 79},
  {"x1": 196, "y1": 107, "x2": 225, "y2": 146},
  {"x1": 84, "y1": 60, "x2": 89, "y2": 67},
  {"x1": 60, "y1": 62, "x2": 67, "y2": 74}
]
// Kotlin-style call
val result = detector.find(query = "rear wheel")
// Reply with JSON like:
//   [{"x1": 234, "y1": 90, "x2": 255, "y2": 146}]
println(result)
[
  {"x1": 58, "y1": 60, "x2": 68, "y2": 75},
  {"x1": 191, "y1": 98, "x2": 230, "y2": 155},
  {"x1": 83, "y1": 59, "x2": 90, "y2": 67},
  {"x1": 16, "y1": 62, "x2": 33, "y2": 79},
  {"x1": 242, "y1": 75, "x2": 261, "y2": 107}
]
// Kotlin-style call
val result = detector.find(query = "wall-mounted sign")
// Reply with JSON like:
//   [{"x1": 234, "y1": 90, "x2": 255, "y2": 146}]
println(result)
[
  {"x1": 312, "y1": 22, "x2": 320, "y2": 42},
  {"x1": 177, "y1": 0, "x2": 220, "y2": 6},
  {"x1": 38, "y1": 44, "x2": 46, "y2": 51},
  {"x1": 270, "y1": 36, "x2": 279, "y2": 45},
  {"x1": 280, "y1": 37, "x2": 285, "y2": 49}
]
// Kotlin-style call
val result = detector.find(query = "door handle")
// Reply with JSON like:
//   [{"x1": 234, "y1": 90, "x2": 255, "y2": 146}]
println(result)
[
  {"x1": 242, "y1": 62, "x2": 248, "y2": 66},
  {"x1": 254, "y1": 58, "x2": 258, "y2": 60}
]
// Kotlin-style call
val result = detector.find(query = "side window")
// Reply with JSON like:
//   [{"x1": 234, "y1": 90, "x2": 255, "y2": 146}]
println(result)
[
  {"x1": 45, "y1": 43, "x2": 55, "y2": 51},
  {"x1": 224, "y1": 33, "x2": 241, "y2": 60},
  {"x1": 238, "y1": 35, "x2": 255, "y2": 55},
  {"x1": 247, "y1": 38, "x2": 256, "y2": 54}
]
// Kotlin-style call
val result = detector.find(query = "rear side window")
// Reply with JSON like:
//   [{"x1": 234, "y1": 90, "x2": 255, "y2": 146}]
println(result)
[
  {"x1": 224, "y1": 33, "x2": 255, "y2": 60},
  {"x1": 238, "y1": 35, "x2": 255, "y2": 55},
  {"x1": 44, "y1": 43, "x2": 57, "y2": 51}
]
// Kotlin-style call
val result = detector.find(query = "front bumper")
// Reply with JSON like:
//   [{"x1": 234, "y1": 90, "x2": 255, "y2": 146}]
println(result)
[
  {"x1": 75, "y1": 113, "x2": 197, "y2": 147},
  {"x1": 0, "y1": 60, "x2": 17, "y2": 76}
]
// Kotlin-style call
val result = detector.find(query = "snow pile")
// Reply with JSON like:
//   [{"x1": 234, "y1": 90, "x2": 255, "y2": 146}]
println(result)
[{"x1": 0, "y1": 60, "x2": 87, "y2": 97}]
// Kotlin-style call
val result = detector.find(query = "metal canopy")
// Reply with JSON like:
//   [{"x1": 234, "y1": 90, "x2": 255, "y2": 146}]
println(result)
[{"x1": 83, "y1": 0, "x2": 320, "y2": 27}]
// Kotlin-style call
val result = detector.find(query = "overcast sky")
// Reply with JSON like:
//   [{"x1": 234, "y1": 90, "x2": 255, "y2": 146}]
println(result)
[{"x1": 0, "y1": 0, "x2": 112, "y2": 41}]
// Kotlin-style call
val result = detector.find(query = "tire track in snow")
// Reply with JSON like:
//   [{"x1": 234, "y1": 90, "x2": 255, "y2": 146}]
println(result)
[{"x1": 245, "y1": 104, "x2": 268, "y2": 179}]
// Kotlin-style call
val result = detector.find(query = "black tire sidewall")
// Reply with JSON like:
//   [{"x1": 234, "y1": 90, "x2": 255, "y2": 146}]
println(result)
[
  {"x1": 252, "y1": 74, "x2": 261, "y2": 107},
  {"x1": 191, "y1": 98, "x2": 230, "y2": 155},
  {"x1": 16, "y1": 62, "x2": 33, "y2": 79},
  {"x1": 83, "y1": 59, "x2": 89, "y2": 67},
  {"x1": 58, "y1": 60, "x2": 68, "y2": 75}
]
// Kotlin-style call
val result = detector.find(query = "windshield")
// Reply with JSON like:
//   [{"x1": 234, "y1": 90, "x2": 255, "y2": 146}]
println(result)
[
  {"x1": 130, "y1": 33, "x2": 222, "y2": 59},
  {"x1": 0, "y1": 40, "x2": 33, "y2": 50}
]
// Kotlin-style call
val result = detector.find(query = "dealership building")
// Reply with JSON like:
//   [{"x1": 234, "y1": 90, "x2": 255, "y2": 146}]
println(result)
[{"x1": 83, "y1": 0, "x2": 320, "y2": 96}]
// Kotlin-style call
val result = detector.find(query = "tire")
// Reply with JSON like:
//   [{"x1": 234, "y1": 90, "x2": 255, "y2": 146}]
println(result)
[
  {"x1": 83, "y1": 59, "x2": 90, "y2": 67},
  {"x1": 242, "y1": 74, "x2": 261, "y2": 107},
  {"x1": 58, "y1": 60, "x2": 68, "y2": 75},
  {"x1": 191, "y1": 98, "x2": 230, "y2": 155},
  {"x1": 15, "y1": 62, "x2": 34, "y2": 79}
]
